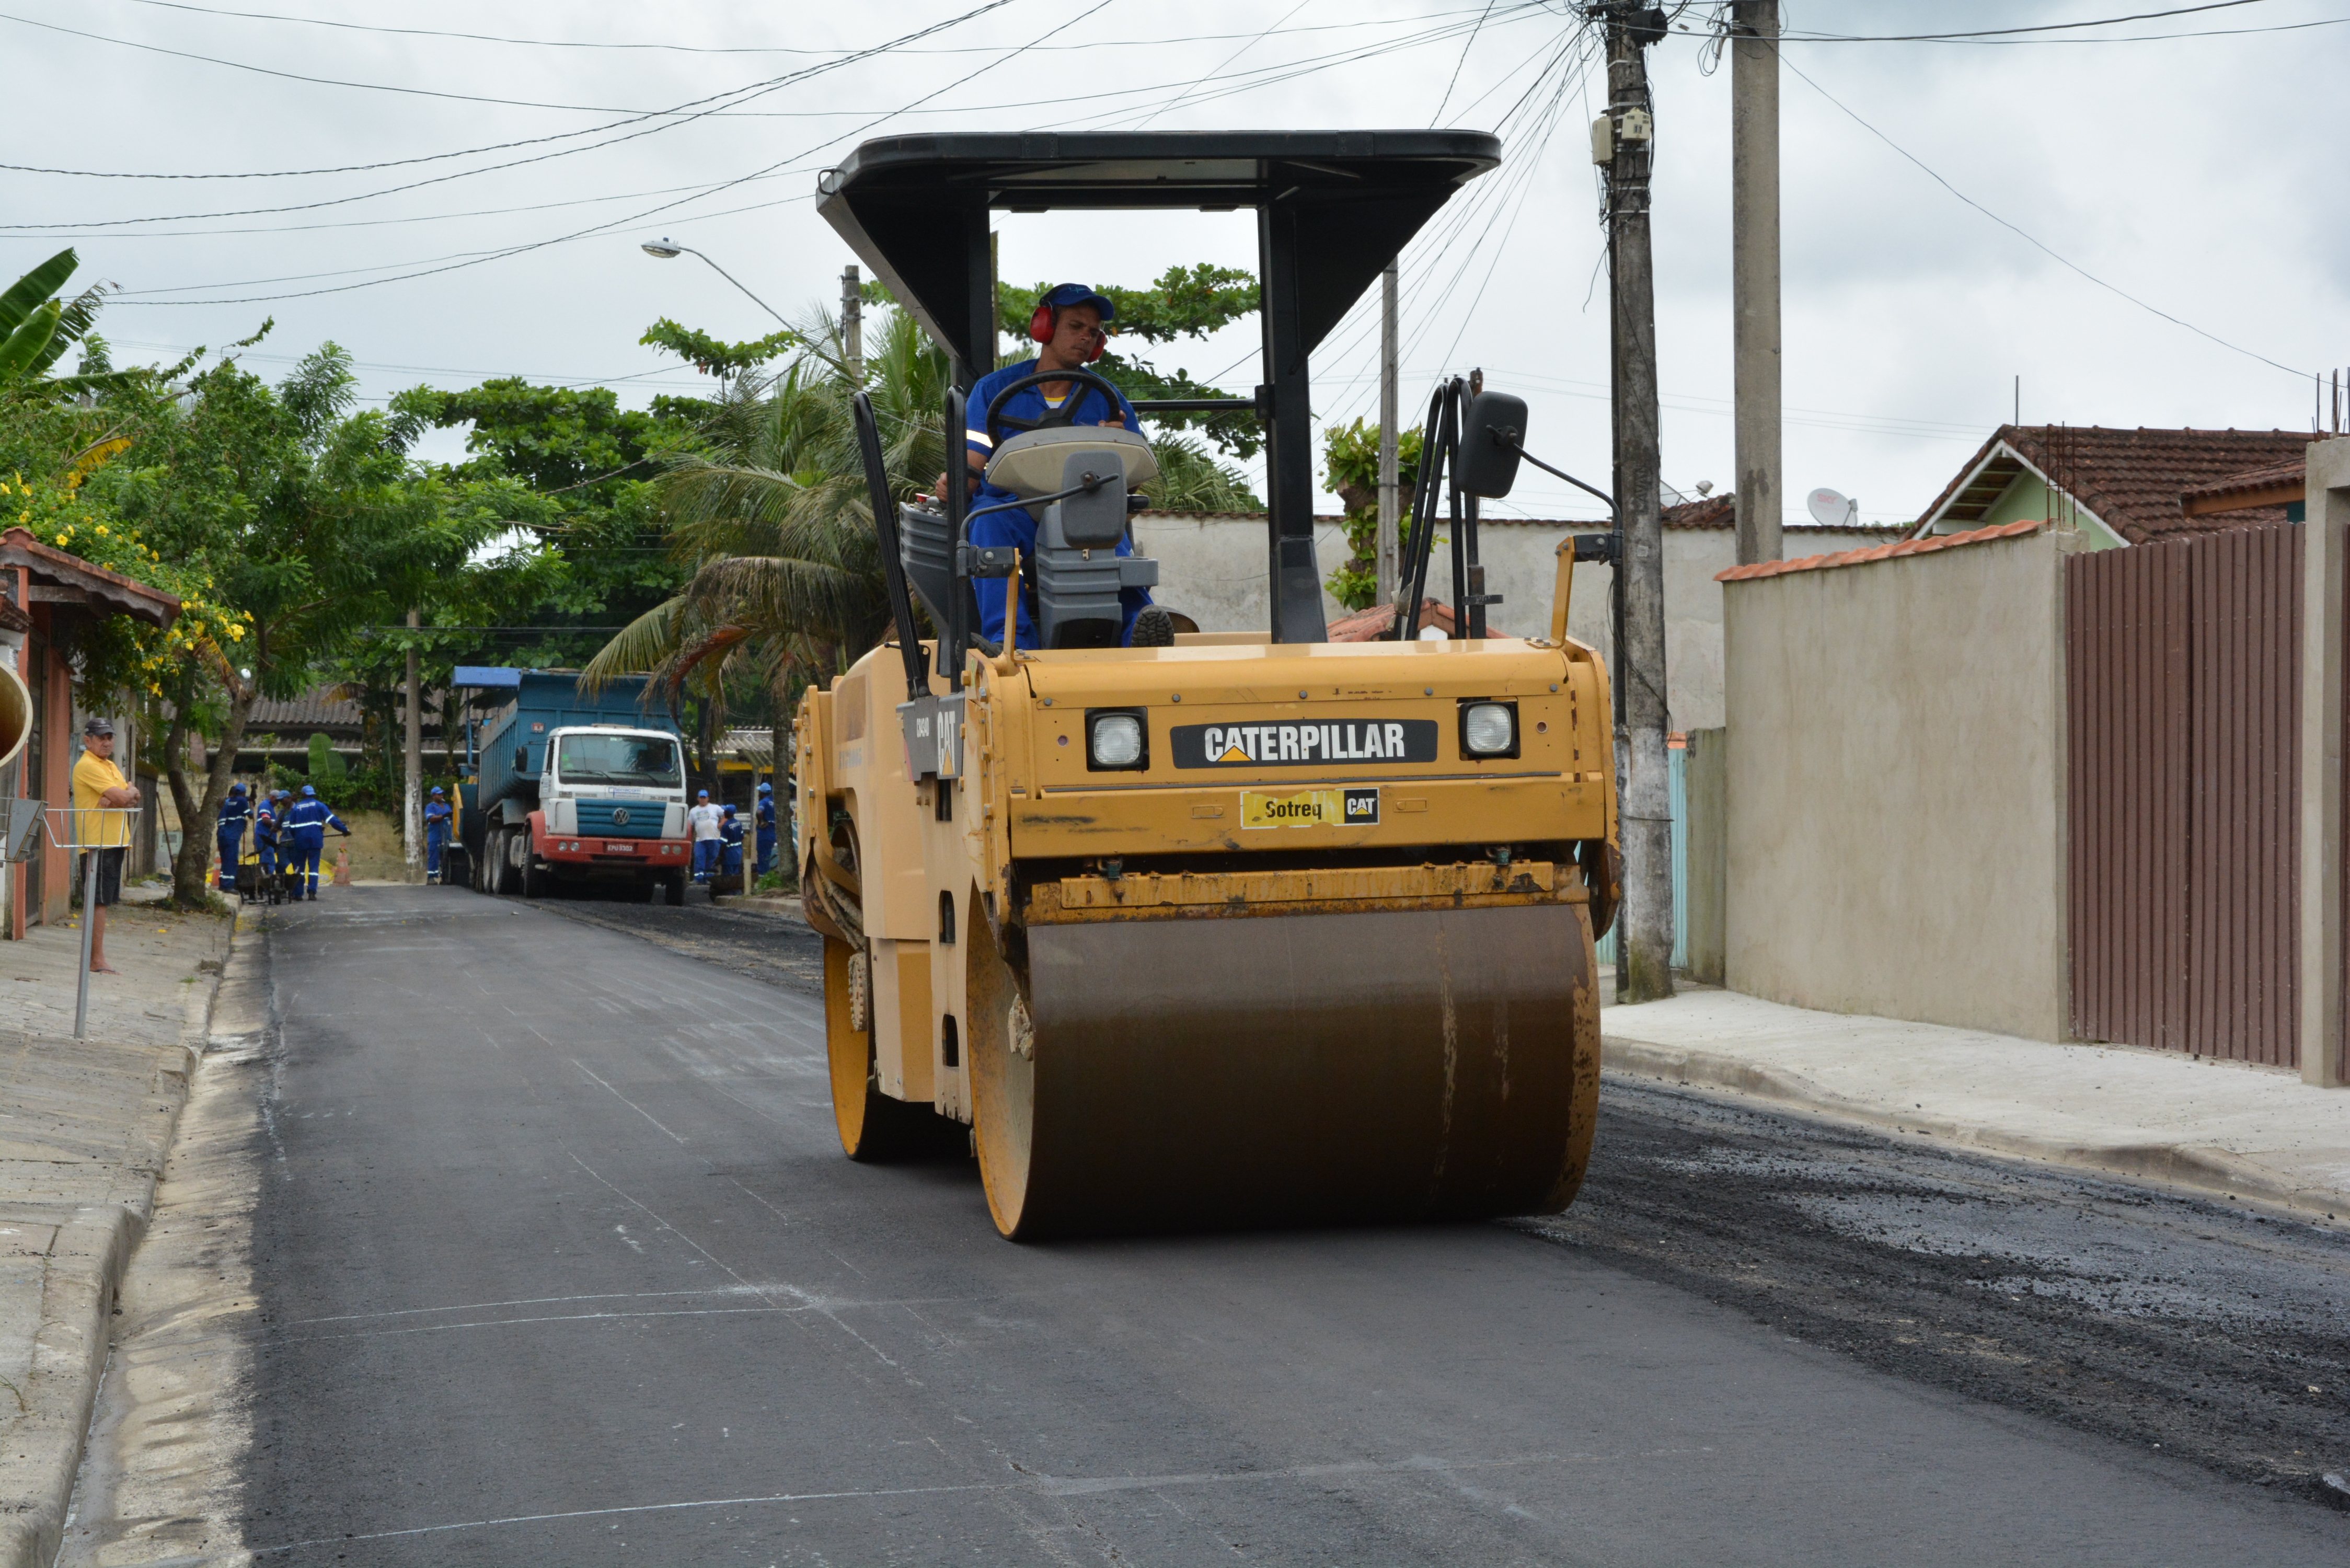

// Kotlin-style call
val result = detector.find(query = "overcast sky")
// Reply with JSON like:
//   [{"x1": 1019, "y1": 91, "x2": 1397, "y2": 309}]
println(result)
[{"x1": 8, "y1": 0, "x2": 2345, "y2": 528}]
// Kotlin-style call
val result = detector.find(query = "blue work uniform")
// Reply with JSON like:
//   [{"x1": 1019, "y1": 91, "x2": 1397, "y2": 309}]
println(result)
[
  {"x1": 423, "y1": 798, "x2": 453, "y2": 879},
  {"x1": 965, "y1": 360, "x2": 1152, "y2": 650},
  {"x1": 251, "y1": 808, "x2": 279, "y2": 879},
  {"x1": 754, "y1": 793, "x2": 776, "y2": 876},
  {"x1": 282, "y1": 795, "x2": 349, "y2": 900},
  {"x1": 720, "y1": 812, "x2": 744, "y2": 882},
  {"x1": 216, "y1": 791, "x2": 249, "y2": 890}
]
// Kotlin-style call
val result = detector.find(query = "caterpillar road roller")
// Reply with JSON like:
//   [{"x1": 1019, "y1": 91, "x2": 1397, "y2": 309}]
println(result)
[{"x1": 796, "y1": 132, "x2": 1621, "y2": 1238}]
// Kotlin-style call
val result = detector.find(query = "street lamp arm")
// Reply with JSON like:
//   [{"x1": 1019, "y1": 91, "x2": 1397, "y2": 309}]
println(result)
[{"x1": 676, "y1": 246, "x2": 790, "y2": 330}]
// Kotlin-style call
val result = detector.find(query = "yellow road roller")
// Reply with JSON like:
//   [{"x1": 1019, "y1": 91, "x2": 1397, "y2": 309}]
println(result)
[{"x1": 797, "y1": 132, "x2": 1620, "y2": 1238}]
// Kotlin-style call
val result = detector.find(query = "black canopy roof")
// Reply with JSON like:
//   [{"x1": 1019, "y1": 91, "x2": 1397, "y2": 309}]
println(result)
[
  {"x1": 815, "y1": 131, "x2": 1499, "y2": 378},
  {"x1": 814, "y1": 130, "x2": 1501, "y2": 645}
]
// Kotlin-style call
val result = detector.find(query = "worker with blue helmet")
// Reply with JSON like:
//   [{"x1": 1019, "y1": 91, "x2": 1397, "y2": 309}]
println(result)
[
  {"x1": 423, "y1": 785, "x2": 453, "y2": 883},
  {"x1": 754, "y1": 781, "x2": 777, "y2": 878},
  {"x1": 281, "y1": 783, "x2": 351, "y2": 900},
  {"x1": 251, "y1": 792, "x2": 279, "y2": 891},
  {"x1": 216, "y1": 782, "x2": 249, "y2": 892},
  {"x1": 948, "y1": 284, "x2": 1166, "y2": 651},
  {"x1": 715, "y1": 804, "x2": 745, "y2": 899}
]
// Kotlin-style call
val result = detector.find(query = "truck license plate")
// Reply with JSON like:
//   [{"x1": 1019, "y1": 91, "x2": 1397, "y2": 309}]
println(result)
[{"x1": 604, "y1": 842, "x2": 636, "y2": 854}]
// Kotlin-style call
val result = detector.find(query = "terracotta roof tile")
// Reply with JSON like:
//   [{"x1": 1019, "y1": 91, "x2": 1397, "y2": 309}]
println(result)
[
  {"x1": 1719, "y1": 518, "x2": 2046, "y2": 583},
  {"x1": 1915, "y1": 426, "x2": 2312, "y2": 545}
]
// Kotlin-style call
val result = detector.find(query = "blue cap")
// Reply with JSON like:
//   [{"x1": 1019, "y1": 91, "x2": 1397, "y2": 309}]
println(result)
[
  {"x1": 1039, "y1": 282, "x2": 1115, "y2": 322},
  {"x1": 723, "y1": 804, "x2": 736, "y2": 815},
  {"x1": 697, "y1": 789, "x2": 709, "y2": 799},
  {"x1": 301, "y1": 785, "x2": 316, "y2": 797},
  {"x1": 229, "y1": 783, "x2": 245, "y2": 794},
  {"x1": 429, "y1": 785, "x2": 444, "y2": 795},
  {"x1": 757, "y1": 781, "x2": 773, "y2": 793}
]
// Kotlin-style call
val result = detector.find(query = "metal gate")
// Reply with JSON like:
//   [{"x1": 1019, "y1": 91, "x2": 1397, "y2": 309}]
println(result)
[{"x1": 2066, "y1": 525, "x2": 2302, "y2": 1065}]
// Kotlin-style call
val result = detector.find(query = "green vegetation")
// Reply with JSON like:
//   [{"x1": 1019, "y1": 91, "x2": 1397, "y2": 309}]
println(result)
[{"x1": 1321, "y1": 418, "x2": 1424, "y2": 610}]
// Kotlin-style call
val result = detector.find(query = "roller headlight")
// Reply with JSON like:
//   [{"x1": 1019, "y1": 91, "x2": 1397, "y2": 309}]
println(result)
[
  {"x1": 1087, "y1": 709, "x2": 1148, "y2": 770},
  {"x1": 1460, "y1": 700, "x2": 1518, "y2": 758}
]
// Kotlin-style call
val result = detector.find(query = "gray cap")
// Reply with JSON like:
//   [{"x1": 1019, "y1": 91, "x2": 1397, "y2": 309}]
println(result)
[{"x1": 82, "y1": 717, "x2": 113, "y2": 737}]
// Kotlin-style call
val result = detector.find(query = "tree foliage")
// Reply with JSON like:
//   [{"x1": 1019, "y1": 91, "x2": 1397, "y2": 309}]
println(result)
[{"x1": 1321, "y1": 417, "x2": 1425, "y2": 611}]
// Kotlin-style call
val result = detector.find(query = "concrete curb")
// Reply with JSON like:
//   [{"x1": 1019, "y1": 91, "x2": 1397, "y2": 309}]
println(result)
[
  {"x1": 1602, "y1": 1033, "x2": 2348, "y2": 1225},
  {"x1": 0, "y1": 907, "x2": 251, "y2": 1568}
]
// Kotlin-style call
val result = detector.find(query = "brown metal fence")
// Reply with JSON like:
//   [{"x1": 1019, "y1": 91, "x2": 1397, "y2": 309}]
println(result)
[{"x1": 2067, "y1": 525, "x2": 2302, "y2": 1066}]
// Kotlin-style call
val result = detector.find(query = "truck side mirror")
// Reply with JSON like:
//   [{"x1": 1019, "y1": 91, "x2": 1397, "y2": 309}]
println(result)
[
  {"x1": 514, "y1": 746, "x2": 527, "y2": 772},
  {"x1": 1457, "y1": 390, "x2": 1529, "y2": 499}
]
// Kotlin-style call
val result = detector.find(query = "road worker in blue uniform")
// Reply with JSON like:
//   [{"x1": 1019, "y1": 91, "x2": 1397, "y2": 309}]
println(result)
[
  {"x1": 251, "y1": 795, "x2": 280, "y2": 896},
  {"x1": 687, "y1": 789, "x2": 722, "y2": 883},
  {"x1": 423, "y1": 785, "x2": 453, "y2": 883},
  {"x1": 719, "y1": 804, "x2": 745, "y2": 894},
  {"x1": 282, "y1": 784, "x2": 351, "y2": 900},
  {"x1": 754, "y1": 782, "x2": 776, "y2": 878},
  {"x1": 215, "y1": 782, "x2": 249, "y2": 892},
  {"x1": 943, "y1": 284, "x2": 1169, "y2": 651}
]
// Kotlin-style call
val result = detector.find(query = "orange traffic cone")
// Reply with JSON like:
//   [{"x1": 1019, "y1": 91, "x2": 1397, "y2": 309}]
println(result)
[{"x1": 332, "y1": 847, "x2": 352, "y2": 886}]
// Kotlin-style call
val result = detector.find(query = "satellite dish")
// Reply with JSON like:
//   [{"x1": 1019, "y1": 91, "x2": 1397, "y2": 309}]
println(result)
[{"x1": 1807, "y1": 488, "x2": 1858, "y2": 528}]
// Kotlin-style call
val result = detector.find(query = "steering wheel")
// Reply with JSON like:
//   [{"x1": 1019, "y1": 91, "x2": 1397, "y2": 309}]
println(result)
[{"x1": 984, "y1": 368, "x2": 1127, "y2": 454}]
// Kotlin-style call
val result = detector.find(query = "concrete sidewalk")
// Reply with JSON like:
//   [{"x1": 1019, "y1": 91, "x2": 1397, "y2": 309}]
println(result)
[
  {"x1": 1602, "y1": 987, "x2": 2350, "y2": 1222},
  {"x1": 0, "y1": 884, "x2": 237, "y2": 1568}
]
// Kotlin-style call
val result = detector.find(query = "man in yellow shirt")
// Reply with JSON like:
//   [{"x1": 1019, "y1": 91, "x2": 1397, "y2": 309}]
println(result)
[{"x1": 70, "y1": 718, "x2": 141, "y2": 974}]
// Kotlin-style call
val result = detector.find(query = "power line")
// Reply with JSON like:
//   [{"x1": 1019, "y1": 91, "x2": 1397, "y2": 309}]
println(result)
[
  {"x1": 119, "y1": 0, "x2": 1504, "y2": 56},
  {"x1": 0, "y1": 0, "x2": 1021, "y2": 224},
  {"x1": 1779, "y1": 1, "x2": 2270, "y2": 42},
  {"x1": 107, "y1": 0, "x2": 1114, "y2": 307},
  {"x1": 1782, "y1": 55, "x2": 2308, "y2": 379},
  {"x1": 1429, "y1": 0, "x2": 1501, "y2": 124}
]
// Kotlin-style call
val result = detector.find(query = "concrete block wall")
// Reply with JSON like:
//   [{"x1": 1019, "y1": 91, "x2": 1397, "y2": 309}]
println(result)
[{"x1": 1722, "y1": 525, "x2": 2075, "y2": 1040}]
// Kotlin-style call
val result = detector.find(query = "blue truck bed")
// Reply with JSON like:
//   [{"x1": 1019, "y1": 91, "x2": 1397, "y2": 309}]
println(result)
[{"x1": 465, "y1": 669, "x2": 678, "y2": 812}]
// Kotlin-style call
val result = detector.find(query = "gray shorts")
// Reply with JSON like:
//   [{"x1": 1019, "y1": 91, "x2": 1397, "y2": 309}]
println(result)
[{"x1": 80, "y1": 847, "x2": 124, "y2": 907}]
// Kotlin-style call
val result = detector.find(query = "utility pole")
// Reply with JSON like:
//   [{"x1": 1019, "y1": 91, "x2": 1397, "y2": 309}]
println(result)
[
  {"x1": 1377, "y1": 259, "x2": 1401, "y2": 607},
  {"x1": 402, "y1": 607, "x2": 423, "y2": 884},
  {"x1": 1605, "y1": 4, "x2": 1674, "y2": 1002},
  {"x1": 1730, "y1": 0, "x2": 1781, "y2": 567},
  {"x1": 842, "y1": 264, "x2": 863, "y2": 383}
]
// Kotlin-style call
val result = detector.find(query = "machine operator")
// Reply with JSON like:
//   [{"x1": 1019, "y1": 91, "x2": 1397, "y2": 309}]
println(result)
[
  {"x1": 940, "y1": 284, "x2": 1169, "y2": 650},
  {"x1": 281, "y1": 783, "x2": 351, "y2": 901},
  {"x1": 215, "y1": 782, "x2": 249, "y2": 893}
]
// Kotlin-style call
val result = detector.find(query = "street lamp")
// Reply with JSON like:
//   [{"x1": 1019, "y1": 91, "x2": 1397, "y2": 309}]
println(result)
[{"x1": 639, "y1": 237, "x2": 789, "y2": 329}]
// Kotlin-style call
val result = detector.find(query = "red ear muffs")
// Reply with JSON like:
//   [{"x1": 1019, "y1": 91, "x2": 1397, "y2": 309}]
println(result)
[{"x1": 1031, "y1": 300, "x2": 1110, "y2": 362}]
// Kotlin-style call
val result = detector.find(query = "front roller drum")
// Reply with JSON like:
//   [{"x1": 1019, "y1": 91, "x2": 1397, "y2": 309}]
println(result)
[{"x1": 967, "y1": 904, "x2": 1601, "y2": 1239}]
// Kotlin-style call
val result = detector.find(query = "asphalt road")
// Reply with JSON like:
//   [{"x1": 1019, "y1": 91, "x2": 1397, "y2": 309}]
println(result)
[{"x1": 214, "y1": 885, "x2": 2350, "y2": 1564}]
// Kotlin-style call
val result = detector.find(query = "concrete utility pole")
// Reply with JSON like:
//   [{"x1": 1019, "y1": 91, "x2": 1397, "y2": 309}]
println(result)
[
  {"x1": 1605, "y1": 4, "x2": 1674, "y2": 1002},
  {"x1": 842, "y1": 264, "x2": 863, "y2": 383},
  {"x1": 1377, "y1": 260, "x2": 1401, "y2": 606},
  {"x1": 402, "y1": 607, "x2": 423, "y2": 883},
  {"x1": 1730, "y1": 0, "x2": 1782, "y2": 567}
]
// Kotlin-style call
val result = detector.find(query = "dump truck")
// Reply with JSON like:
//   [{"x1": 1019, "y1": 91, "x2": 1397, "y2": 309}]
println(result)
[
  {"x1": 452, "y1": 667, "x2": 694, "y2": 903},
  {"x1": 796, "y1": 132, "x2": 1621, "y2": 1238}
]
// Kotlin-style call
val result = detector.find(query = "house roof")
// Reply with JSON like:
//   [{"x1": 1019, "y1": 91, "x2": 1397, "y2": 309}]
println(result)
[
  {"x1": 1720, "y1": 518, "x2": 2048, "y2": 584},
  {"x1": 1661, "y1": 493, "x2": 1735, "y2": 529},
  {"x1": 1914, "y1": 426, "x2": 2313, "y2": 545},
  {"x1": 245, "y1": 685, "x2": 446, "y2": 735},
  {"x1": 0, "y1": 527, "x2": 181, "y2": 627},
  {"x1": 2180, "y1": 460, "x2": 2305, "y2": 516}
]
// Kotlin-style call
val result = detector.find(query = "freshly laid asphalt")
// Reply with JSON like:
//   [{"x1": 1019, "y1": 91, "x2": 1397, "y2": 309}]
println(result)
[{"x1": 228, "y1": 885, "x2": 2350, "y2": 1564}]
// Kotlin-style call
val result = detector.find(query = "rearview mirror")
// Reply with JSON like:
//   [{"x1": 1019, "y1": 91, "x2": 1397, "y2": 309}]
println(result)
[
  {"x1": 1456, "y1": 390, "x2": 1529, "y2": 499},
  {"x1": 514, "y1": 746, "x2": 527, "y2": 772}
]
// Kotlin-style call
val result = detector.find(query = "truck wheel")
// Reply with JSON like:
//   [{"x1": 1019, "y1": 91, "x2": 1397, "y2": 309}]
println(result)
[
  {"x1": 663, "y1": 872, "x2": 685, "y2": 907},
  {"x1": 492, "y1": 830, "x2": 516, "y2": 895},
  {"x1": 522, "y1": 852, "x2": 545, "y2": 901}
]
